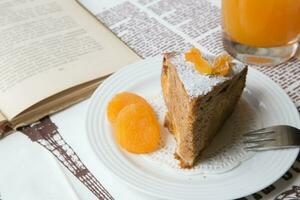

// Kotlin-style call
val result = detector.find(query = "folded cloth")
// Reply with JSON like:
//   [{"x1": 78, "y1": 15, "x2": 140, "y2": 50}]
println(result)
[{"x1": 0, "y1": 132, "x2": 79, "y2": 200}]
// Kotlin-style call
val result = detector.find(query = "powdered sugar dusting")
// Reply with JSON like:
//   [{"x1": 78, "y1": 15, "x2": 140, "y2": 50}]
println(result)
[{"x1": 169, "y1": 53, "x2": 245, "y2": 98}]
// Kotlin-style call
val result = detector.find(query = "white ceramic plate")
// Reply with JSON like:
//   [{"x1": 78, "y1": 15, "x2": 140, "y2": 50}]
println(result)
[{"x1": 86, "y1": 56, "x2": 300, "y2": 200}]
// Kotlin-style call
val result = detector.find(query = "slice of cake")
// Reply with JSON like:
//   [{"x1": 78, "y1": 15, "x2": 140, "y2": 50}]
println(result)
[{"x1": 161, "y1": 49, "x2": 247, "y2": 168}]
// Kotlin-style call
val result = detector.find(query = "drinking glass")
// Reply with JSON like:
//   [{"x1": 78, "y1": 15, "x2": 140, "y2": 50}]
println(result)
[{"x1": 222, "y1": 0, "x2": 300, "y2": 65}]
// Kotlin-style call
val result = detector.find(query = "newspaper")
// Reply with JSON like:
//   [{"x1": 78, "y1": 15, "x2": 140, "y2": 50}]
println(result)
[
  {"x1": 80, "y1": 0, "x2": 300, "y2": 113},
  {"x1": 79, "y1": 0, "x2": 300, "y2": 199}
]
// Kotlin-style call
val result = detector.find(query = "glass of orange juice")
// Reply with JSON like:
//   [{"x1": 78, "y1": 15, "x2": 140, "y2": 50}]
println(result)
[{"x1": 222, "y1": 0, "x2": 300, "y2": 65}]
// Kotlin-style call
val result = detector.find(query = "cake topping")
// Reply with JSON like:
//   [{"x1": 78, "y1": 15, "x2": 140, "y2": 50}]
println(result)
[
  {"x1": 185, "y1": 48, "x2": 213, "y2": 75},
  {"x1": 184, "y1": 48, "x2": 232, "y2": 76},
  {"x1": 169, "y1": 51, "x2": 245, "y2": 98},
  {"x1": 212, "y1": 54, "x2": 232, "y2": 76}
]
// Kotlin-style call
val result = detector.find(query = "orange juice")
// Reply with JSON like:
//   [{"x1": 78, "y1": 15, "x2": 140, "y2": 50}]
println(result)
[{"x1": 222, "y1": 0, "x2": 300, "y2": 47}]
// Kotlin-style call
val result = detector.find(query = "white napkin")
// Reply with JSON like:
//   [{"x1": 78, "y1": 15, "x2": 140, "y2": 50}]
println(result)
[{"x1": 0, "y1": 132, "x2": 79, "y2": 200}]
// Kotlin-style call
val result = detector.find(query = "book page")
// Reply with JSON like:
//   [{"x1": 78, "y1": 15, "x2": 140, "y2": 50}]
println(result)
[
  {"x1": 0, "y1": 0, "x2": 140, "y2": 120},
  {"x1": 79, "y1": 0, "x2": 300, "y2": 113}
]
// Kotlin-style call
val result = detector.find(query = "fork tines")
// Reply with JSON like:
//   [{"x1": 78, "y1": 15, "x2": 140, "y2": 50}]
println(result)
[
  {"x1": 243, "y1": 128, "x2": 275, "y2": 137},
  {"x1": 243, "y1": 128, "x2": 277, "y2": 151},
  {"x1": 243, "y1": 125, "x2": 300, "y2": 151}
]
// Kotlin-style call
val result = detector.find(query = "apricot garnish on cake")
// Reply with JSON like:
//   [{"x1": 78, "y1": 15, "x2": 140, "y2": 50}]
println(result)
[
  {"x1": 212, "y1": 54, "x2": 232, "y2": 76},
  {"x1": 184, "y1": 48, "x2": 232, "y2": 76},
  {"x1": 185, "y1": 48, "x2": 212, "y2": 75},
  {"x1": 107, "y1": 92, "x2": 160, "y2": 153},
  {"x1": 107, "y1": 92, "x2": 149, "y2": 123}
]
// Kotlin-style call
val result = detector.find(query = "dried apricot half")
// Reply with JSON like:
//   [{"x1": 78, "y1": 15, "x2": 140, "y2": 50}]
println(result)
[
  {"x1": 114, "y1": 103, "x2": 160, "y2": 153},
  {"x1": 212, "y1": 54, "x2": 232, "y2": 76},
  {"x1": 185, "y1": 48, "x2": 232, "y2": 76},
  {"x1": 107, "y1": 92, "x2": 149, "y2": 123},
  {"x1": 185, "y1": 48, "x2": 213, "y2": 74}
]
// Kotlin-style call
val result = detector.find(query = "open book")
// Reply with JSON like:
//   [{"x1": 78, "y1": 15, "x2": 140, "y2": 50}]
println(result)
[{"x1": 0, "y1": 0, "x2": 140, "y2": 137}]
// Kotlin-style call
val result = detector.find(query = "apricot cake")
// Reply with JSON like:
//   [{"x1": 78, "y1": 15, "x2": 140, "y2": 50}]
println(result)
[{"x1": 161, "y1": 48, "x2": 247, "y2": 168}]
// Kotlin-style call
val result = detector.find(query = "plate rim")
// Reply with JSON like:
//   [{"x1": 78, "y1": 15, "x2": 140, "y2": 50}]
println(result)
[{"x1": 86, "y1": 56, "x2": 300, "y2": 200}]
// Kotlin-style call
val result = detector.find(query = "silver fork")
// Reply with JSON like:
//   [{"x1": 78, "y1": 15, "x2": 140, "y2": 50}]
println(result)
[{"x1": 243, "y1": 125, "x2": 300, "y2": 151}]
